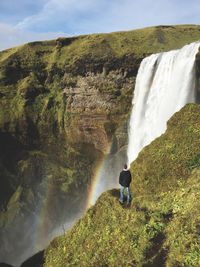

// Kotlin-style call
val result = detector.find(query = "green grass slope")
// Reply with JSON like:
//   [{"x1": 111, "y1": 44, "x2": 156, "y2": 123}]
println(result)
[
  {"x1": 1, "y1": 25, "x2": 200, "y2": 66},
  {"x1": 0, "y1": 25, "x2": 200, "y2": 86},
  {"x1": 131, "y1": 103, "x2": 200, "y2": 206},
  {"x1": 1, "y1": 25, "x2": 200, "y2": 133},
  {"x1": 44, "y1": 104, "x2": 200, "y2": 267}
]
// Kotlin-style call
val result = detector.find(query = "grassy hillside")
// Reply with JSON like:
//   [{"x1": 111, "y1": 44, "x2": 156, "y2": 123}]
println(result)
[
  {"x1": 1, "y1": 25, "x2": 200, "y2": 132},
  {"x1": 1, "y1": 25, "x2": 200, "y2": 131},
  {"x1": 0, "y1": 24, "x2": 200, "y2": 265},
  {"x1": 1, "y1": 25, "x2": 200, "y2": 67},
  {"x1": 44, "y1": 104, "x2": 200, "y2": 267},
  {"x1": 131, "y1": 103, "x2": 200, "y2": 206}
]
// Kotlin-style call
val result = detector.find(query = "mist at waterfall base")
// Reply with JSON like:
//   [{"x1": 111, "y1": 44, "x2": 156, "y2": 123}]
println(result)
[
  {"x1": 0, "y1": 173, "x2": 89, "y2": 267},
  {"x1": 0, "y1": 140, "x2": 127, "y2": 266},
  {"x1": 127, "y1": 42, "x2": 200, "y2": 165}
]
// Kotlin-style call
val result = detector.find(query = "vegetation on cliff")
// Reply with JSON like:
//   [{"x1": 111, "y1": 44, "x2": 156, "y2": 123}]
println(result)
[
  {"x1": 1, "y1": 24, "x2": 200, "y2": 203},
  {"x1": 0, "y1": 24, "x2": 200, "y2": 265},
  {"x1": 44, "y1": 104, "x2": 200, "y2": 267}
]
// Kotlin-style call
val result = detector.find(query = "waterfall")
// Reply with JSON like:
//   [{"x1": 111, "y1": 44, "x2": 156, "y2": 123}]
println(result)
[{"x1": 127, "y1": 42, "x2": 200, "y2": 166}]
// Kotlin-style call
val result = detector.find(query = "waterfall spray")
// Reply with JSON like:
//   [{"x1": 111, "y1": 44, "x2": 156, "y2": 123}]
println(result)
[{"x1": 127, "y1": 42, "x2": 200, "y2": 166}]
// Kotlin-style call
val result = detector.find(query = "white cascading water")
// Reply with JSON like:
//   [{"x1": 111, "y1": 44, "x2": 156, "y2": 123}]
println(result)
[{"x1": 127, "y1": 42, "x2": 200, "y2": 166}]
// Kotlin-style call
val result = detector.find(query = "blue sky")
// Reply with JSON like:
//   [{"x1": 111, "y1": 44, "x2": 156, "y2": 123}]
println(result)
[{"x1": 0, "y1": 0, "x2": 199, "y2": 50}]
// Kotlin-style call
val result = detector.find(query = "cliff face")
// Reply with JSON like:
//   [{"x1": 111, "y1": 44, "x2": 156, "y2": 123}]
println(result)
[
  {"x1": 0, "y1": 25, "x2": 200, "y2": 265},
  {"x1": 44, "y1": 104, "x2": 200, "y2": 267},
  {"x1": 0, "y1": 67, "x2": 133, "y2": 266}
]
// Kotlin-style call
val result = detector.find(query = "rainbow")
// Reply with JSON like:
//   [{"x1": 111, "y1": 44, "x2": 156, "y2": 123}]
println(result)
[
  {"x1": 85, "y1": 142, "x2": 120, "y2": 209},
  {"x1": 31, "y1": 142, "x2": 115, "y2": 251},
  {"x1": 33, "y1": 178, "x2": 56, "y2": 252},
  {"x1": 85, "y1": 159, "x2": 107, "y2": 209}
]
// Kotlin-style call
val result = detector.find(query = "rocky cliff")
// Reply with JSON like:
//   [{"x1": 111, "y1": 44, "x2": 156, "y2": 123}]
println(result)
[{"x1": 0, "y1": 24, "x2": 200, "y2": 265}]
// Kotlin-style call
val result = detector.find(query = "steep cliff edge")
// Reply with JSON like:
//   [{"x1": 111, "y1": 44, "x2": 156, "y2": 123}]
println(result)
[
  {"x1": 44, "y1": 104, "x2": 200, "y2": 267},
  {"x1": 0, "y1": 25, "x2": 200, "y2": 265}
]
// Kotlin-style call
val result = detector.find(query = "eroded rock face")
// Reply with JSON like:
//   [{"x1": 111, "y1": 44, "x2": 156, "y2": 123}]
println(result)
[
  {"x1": 63, "y1": 72, "x2": 134, "y2": 114},
  {"x1": 60, "y1": 72, "x2": 133, "y2": 155},
  {"x1": 66, "y1": 114, "x2": 110, "y2": 153}
]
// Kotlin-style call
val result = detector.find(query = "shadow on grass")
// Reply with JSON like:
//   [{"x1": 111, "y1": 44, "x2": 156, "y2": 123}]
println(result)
[
  {"x1": 109, "y1": 189, "x2": 133, "y2": 209},
  {"x1": 109, "y1": 189, "x2": 119, "y2": 199}
]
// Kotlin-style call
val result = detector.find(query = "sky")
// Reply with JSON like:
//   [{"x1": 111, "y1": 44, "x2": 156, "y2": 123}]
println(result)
[{"x1": 0, "y1": 0, "x2": 199, "y2": 51}]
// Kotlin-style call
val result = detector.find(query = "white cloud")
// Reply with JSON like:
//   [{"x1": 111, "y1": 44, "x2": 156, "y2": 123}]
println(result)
[
  {"x1": 87, "y1": 0, "x2": 200, "y2": 32},
  {"x1": 16, "y1": 0, "x2": 104, "y2": 32},
  {"x1": 0, "y1": 0, "x2": 200, "y2": 50},
  {"x1": 0, "y1": 23, "x2": 65, "y2": 51},
  {"x1": 15, "y1": 0, "x2": 200, "y2": 33},
  {"x1": 0, "y1": 0, "x2": 48, "y2": 24}
]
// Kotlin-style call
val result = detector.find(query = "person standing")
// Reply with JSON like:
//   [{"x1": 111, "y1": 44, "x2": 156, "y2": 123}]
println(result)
[{"x1": 119, "y1": 164, "x2": 132, "y2": 205}]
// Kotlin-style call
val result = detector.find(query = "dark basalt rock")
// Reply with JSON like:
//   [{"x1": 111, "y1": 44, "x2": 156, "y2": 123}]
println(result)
[
  {"x1": 21, "y1": 251, "x2": 44, "y2": 267},
  {"x1": 0, "y1": 263, "x2": 13, "y2": 267}
]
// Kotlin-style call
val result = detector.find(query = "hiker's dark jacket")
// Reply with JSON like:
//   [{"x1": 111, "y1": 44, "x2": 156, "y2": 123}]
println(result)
[{"x1": 119, "y1": 170, "x2": 132, "y2": 187}]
